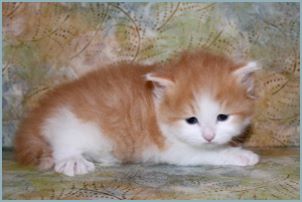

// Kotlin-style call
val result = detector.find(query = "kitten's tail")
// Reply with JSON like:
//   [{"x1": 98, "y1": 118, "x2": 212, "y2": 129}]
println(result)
[{"x1": 14, "y1": 119, "x2": 53, "y2": 170}]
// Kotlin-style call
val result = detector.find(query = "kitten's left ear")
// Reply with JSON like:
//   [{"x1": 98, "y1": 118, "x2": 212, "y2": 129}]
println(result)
[{"x1": 232, "y1": 61, "x2": 261, "y2": 98}]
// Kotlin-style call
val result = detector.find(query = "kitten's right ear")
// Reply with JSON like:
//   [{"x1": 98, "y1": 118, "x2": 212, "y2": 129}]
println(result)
[
  {"x1": 145, "y1": 71, "x2": 174, "y2": 99},
  {"x1": 145, "y1": 71, "x2": 174, "y2": 88}
]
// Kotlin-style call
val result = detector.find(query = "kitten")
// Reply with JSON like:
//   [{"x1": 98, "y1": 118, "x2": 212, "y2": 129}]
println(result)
[{"x1": 14, "y1": 50, "x2": 260, "y2": 176}]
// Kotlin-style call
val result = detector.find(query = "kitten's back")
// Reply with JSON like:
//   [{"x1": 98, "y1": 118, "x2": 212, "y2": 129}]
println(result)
[{"x1": 14, "y1": 63, "x2": 165, "y2": 166}]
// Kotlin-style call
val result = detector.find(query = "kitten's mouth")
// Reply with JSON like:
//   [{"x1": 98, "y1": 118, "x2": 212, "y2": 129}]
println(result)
[
  {"x1": 204, "y1": 141, "x2": 219, "y2": 145},
  {"x1": 204, "y1": 140, "x2": 215, "y2": 144}
]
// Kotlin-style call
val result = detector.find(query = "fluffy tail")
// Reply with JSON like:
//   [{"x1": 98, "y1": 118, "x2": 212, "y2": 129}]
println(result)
[{"x1": 14, "y1": 118, "x2": 53, "y2": 170}]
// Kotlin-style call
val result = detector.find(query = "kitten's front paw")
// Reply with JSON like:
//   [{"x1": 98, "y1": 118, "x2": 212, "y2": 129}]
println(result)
[
  {"x1": 55, "y1": 156, "x2": 95, "y2": 176},
  {"x1": 224, "y1": 148, "x2": 260, "y2": 166}
]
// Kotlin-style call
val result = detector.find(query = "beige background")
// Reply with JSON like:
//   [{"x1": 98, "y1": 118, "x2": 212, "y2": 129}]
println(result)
[{"x1": 2, "y1": 2, "x2": 300, "y2": 147}]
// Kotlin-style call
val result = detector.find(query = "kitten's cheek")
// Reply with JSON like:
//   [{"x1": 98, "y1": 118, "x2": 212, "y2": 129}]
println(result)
[
  {"x1": 213, "y1": 133, "x2": 233, "y2": 144},
  {"x1": 215, "y1": 124, "x2": 243, "y2": 144}
]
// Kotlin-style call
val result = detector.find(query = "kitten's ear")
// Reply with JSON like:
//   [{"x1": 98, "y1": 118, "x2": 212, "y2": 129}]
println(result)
[
  {"x1": 145, "y1": 71, "x2": 174, "y2": 88},
  {"x1": 233, "y1": 61, "x2": 261, "y2": 99},
  {"x1": 145, "y1": 71, "x2": 174, "y2": 99}
]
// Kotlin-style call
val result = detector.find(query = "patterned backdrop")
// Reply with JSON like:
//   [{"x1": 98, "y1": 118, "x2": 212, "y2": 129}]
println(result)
[{"x1": 2, "y1": 2, "x2": 300, "y2": 147}]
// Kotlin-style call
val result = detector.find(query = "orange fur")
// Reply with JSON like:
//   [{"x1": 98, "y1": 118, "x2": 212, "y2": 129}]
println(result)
[
  {"x1": 14, "y1": 49, "x2": 256, "y2": 168},
  {"x1": 14, "y1": 63, "x2": 165, "y2": 166},
  {"x1": 156, "y1": 50, "x2": 255, "y2": 124}
]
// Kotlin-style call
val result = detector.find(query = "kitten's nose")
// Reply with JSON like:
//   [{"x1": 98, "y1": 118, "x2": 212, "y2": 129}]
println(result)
[{"x1": 202, "y1": 128, "x2": 215, "y2": 142}]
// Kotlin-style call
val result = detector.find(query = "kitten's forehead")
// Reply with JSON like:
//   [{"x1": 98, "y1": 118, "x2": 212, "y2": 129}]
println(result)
[{"x1": 194, "y1": 92, "x2": 221, "y2": 124}]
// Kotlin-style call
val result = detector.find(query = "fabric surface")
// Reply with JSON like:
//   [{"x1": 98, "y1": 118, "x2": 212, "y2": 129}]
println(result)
[
  {"x1": 3, "y1": 148, "x2": 299, "y2": 200},
  {"x1": 2, "y1": 2, "x2": 300, "y2": 147}
]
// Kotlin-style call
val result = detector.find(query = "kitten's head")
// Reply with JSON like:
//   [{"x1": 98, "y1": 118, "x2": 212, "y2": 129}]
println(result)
[{"x1": 146, "y1": 51, "x2": 260, "y2": 147}]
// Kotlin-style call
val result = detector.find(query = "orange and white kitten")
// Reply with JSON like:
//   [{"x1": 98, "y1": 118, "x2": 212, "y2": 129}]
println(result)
[{"x1": 14, "y1": 50, "x2": 260, "y2": 176}]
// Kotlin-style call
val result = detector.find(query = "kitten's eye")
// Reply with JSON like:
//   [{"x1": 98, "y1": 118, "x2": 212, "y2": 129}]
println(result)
[
  {"x1": 185, "y1": 117, "x2": 199, "y2": 124},
  {"x1": 217, "y1": 114, "x2": 229, "y2": 121}
]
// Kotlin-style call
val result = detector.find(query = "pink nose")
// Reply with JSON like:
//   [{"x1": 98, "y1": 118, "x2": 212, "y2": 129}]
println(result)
[{"x1": 202, "y1": 129, "x2": 215, "y2": 142}]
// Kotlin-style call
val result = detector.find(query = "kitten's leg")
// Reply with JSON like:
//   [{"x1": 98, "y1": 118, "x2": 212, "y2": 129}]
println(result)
[
  {"x1": 42, "y1": 107, "x2": 113, "y2": 176},
  {"x1": 193, "y1": 147, "x2": 259, "y2": 166},
  {"x1": 53, "y1": 150, "x2": 95, "y2": 176},
  {"x1": 36, "y1": 143, "x2": 54, "y2": 170},
  {"x1": 203, "y1": 147, "x2": 259, "y2": 166},
  {"x1": 217, "y1": 147, "x2": 259, "y2": 166},
  {"x1": 49, "y1": 137, "x2": 97, "y2": 176},
  {"x1": 198, "y1": 147, "x2": 259, "y2": 166},
  {"x1": 161, "y1": 146, "x2": 259, "y2": 166}
]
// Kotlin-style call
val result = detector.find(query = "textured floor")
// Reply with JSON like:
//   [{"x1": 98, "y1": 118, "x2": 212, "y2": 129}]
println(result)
[{"x1": 3, "y1": 148, "x2": 300, "y2": 200}]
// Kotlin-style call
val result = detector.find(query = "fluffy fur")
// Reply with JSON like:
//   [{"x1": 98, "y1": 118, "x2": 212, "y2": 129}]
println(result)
[{"x1": 14, "y1": 50, "x2": 260, "y2": 176}]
